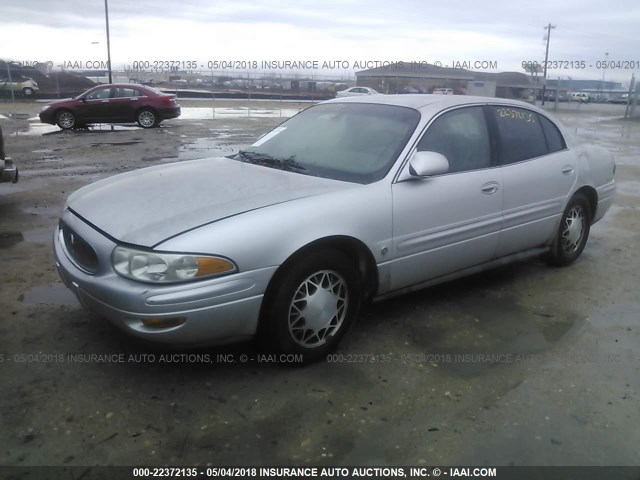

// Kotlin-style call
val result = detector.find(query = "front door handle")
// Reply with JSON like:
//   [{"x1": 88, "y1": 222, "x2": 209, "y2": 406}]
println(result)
[{"x1": 481, "y1": 181, "x2": 499, "y2": 194}]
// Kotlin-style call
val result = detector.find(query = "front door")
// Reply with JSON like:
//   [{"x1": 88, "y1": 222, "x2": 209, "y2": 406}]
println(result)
[{"x1": 390, "y1": 106, "x2": 503, "y2": 290}]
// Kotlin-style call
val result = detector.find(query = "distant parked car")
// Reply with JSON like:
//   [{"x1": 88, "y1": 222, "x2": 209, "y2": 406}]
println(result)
[
  {"x1": 54, "y1": 95, "x2": 615, "y2": 361},
  {"x1": 400, "y1": 86, "x2": 422, "y2": 94},
  {"x1": 432, "y1": 88, "x2": 454, "y2": 95},
  {"x1": 539, "y1": 93, "x2": 569, "y2": 103},
  {"x1": 336, "y1": 86, "x2": 379, "y2": 97},
  {"x1": 608, "y1": 94, "x2": 629, "y2": 104},
  {"x1": 0, "y1": 126, "x2": 19, "y2": 183},
  {"x1": 39, "y1": 84, "x2": 181, "y2": 130},
  {"x1": 569, "y1": 92, "x2": 591, "y2": 103},
  {"x1": 0, "y1": 74, "x2": 39, "y2": 97}
]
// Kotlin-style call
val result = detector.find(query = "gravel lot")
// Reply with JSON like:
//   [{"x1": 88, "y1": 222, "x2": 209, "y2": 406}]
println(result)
[{"x1": 0, "y1": 99, "x2": 638, "y2": 468}]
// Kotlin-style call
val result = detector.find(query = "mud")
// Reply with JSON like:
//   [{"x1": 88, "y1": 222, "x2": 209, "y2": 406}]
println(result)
[{"x1": 0, "y1": 99, "x2": 639, "y2": 467}]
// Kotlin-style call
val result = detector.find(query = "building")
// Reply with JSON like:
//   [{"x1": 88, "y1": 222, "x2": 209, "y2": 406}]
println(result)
[
  {"x1": 355, "y1": 62, "x2": 534, "y2": 100},
  {"x1": 545, "y1": 79, "x2": 625, "y2": 102}
]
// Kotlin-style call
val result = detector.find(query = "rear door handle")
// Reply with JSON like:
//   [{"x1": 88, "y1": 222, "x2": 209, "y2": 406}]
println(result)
[
  {"x1": 562, "y1": 165, "x2": 575, "y2": 175},
  {"x1": 481, "y1": 181, "x2": 499, "y2": 194}
]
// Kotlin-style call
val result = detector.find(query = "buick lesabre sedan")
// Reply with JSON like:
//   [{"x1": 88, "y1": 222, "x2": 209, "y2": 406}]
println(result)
[
  {"x1": 39, "y1": 83, "x2": 180, "y2": 130},
  {"x1": 54, "y1": 95, "x2": 616, "y2": 361}
]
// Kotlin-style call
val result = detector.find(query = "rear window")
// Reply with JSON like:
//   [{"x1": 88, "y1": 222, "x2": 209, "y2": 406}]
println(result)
[
  {"x1": 538, "y1": 115, "x2": 567, "y2": 153},
  {"x1": 490, "y1": 106, "x2": 548, "y2": 164}
]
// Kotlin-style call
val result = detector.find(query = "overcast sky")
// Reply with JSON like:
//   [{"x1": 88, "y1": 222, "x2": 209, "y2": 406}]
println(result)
[{"x1": 1, "y1": 0, "x2": 638, "y2": 83}]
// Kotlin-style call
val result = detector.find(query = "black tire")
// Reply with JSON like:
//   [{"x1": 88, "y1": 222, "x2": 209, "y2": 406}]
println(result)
[
  {"x1": 55, "y1": 110, "x2": 75, "y2": 130},
  {"x1": 22, "y1": 87, "x2": 34, "y2": 97},
  {"x1": 546, "y1": 192, "x2": 591, "y2": 267},
  {"x1": 261, "y1": 249, "x2": 362, "y2": 363},
  {"x1": 137, "y1": 109, "x2": 158, "y2": 128}
]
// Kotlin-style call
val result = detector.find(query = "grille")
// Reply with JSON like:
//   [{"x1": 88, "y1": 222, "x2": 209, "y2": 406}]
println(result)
[{"x1": 60, "y1": 222, "x2": 98, "y2": 273}]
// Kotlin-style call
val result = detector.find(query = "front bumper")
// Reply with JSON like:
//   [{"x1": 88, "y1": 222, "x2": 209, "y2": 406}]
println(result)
[
  {"x1": 53, "y1": 210, "x2": 276, "y2": 345},
  {"x1": 39, "y1": 109, "x2": 55, "y2": 125},
  {"x1": 0, "y1": 157, "x2": 19, "y2": 183}
]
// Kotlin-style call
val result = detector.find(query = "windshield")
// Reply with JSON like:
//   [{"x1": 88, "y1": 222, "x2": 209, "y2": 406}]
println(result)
[{"x1": 234, "y1": 102, "x2": 420, "y2": 183}]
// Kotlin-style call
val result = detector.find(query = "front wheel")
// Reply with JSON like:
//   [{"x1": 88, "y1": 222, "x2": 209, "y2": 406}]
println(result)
[
  {"x1": 261, "y1": 249, "x2": 362, "y2": 363},
  {"x1": 137, "y1": 109, "x2": 158, "y2": 128},
  {"x1": 546, "y1": 192, "x2": 591, "y2": 267},
  {"x1": 22, "y1": 87, "x2": 35, "y2": 97},
  {"x1": 55, "y1": 110, "x2": 75, "y2": 130}
]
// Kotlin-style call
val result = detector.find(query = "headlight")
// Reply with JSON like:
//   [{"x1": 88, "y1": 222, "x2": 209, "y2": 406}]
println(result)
[
  {"x1": 112, "y1": 246, "x2": 237, "y2": 283},
  {"x1": 41, "y1": 105, "x2": 50, "y2": 111}
]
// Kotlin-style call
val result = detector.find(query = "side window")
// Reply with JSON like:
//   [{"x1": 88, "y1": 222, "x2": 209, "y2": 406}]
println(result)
[
  {"x1": 417, "y1": 107, "x2": 491, "y2": 173},
  {"x1": 539, "y1": 115, "x2": 567, "y2": 153},
  {"x1": 113, "y1": 88, "x2": 137, "y2": 98},
  {"x1": 85, "y1": 87, "x2": 112, "y2": 100},
  {"x1": 491, "y1": 106, "x2": 548, "y2": 164}
]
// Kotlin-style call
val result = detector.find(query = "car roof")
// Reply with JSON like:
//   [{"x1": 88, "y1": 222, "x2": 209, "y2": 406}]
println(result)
[
  {"x1": 92, "y1": 83, "x2": 149, "y2": 89},
  {"x1": 324, "y1": 94, "x2": 540, "y2": 112}
]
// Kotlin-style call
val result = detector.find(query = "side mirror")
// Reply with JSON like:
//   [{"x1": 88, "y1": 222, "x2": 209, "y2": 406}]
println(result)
[
  {"x1": 80, "y1": 97, "x2": 87, "y2": 102},
  {"x1": 407, "y1": 151, "x2": 449, "y2": 178}
]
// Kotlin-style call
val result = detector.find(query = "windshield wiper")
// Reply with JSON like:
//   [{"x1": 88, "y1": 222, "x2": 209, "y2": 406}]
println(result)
[{"x1": 237, "y1": 150, "x2": 307, "y2": 172}]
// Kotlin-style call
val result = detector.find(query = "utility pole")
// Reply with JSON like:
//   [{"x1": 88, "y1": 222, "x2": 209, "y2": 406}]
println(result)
[
  {"x1": 104, "y1": 0, "x2": 113, "y2": 83},
  {"x1": 601, "y1": 52, "x2": 609, "y2": 101},
  {"x1": 541, "y1": 23, "x2": 556, "y2": 106}
]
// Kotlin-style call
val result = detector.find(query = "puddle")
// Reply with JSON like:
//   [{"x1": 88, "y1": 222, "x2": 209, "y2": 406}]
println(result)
[
  {"x1": 614, "y1": 180, "x2": 640, "y2": 196},
  {"x1": 25, "y1": 165, "x2": 106, "y2": 176},
  {"x1": 178, "y1": 107, "x2": 300, "y2": 120},
  {"x1": 23, "y1": 227, "x2": 53, "y2": 243},
  {"x1": 143, "y1": 138, "x2": 250, "y2": 162},
  {"x1": 17, "y1": 122, "x2": 60, "y2": 136},
  {"x1": 23, "y1": 285, "x2": 79, "y2": 306},
  {"x1": 179, "y1": 137, "x2": 243, "y2": 158},
  {"x1": 90, "y1": 140, "x2": 144, "y2": 147},
  {"x1": 0, "y1": 232, "x2": 24, "y2": 248},
  {"x1": 16, "y1": 120, "x2": 154, "y2": 137},
  {"x1": 0, "y1": 228, "x2": 52, "y2": 247}
]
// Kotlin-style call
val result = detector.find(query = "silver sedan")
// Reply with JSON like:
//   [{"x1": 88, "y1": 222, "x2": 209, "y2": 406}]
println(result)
[
  {"x1": 54, "y1": 95, "x2": 616, "y2": 362},
  {"x1": 336, "y1": 86, "x2": 380, "y2": 97}
]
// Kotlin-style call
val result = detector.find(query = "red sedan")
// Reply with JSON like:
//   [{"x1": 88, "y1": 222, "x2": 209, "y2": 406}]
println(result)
[{"x1": 39, "y1": 83, "x2": 181, "y2": 130}]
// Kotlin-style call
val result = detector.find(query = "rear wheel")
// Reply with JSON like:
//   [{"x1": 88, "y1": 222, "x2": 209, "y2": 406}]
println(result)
[
  {"x1": 137, "y1": 109, "x2": 158, "y2": 128},
  {"x1": 261, "y1": 249, "x2": 362, "y2": 363},
  {"x1": 546, "y1": 192, "x2": 591, "y2": 267},
  {"x1": 55, "y1": 110, "x2": 75, "y2": 130}
]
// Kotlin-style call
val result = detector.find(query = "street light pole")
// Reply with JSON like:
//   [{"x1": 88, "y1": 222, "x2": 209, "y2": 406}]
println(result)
[
  {"x1": 104, "y1": 0, "x2": 113, "y2": 83},
  {"x1": 541, "y1": 23, "x2": 556, "y2": 106}
]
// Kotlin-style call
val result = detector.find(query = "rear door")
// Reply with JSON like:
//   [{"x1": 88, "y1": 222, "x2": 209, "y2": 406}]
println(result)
[
  {"x1": 390, "y1": 106, "x2": 503, "y2": 290},
  {"x1": 488, "y1": 105, "x2": 576, "y2": 257},
  {"x1": 108, "y1": 87, "x2": 142, "y2": 121}
]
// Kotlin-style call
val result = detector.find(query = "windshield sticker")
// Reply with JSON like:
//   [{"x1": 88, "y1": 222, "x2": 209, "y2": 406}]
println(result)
[
  {"x1": 496, "y1": 108, "x2": 535, "y2": 123},
  {"x1": 251, "y1": 126, "x2": 287, "y2": 147}
]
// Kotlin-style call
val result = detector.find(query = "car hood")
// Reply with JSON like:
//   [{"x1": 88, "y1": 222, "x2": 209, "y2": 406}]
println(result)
[
  {"x1": 44, "y1": 97, "x2": 77, "y2": 107},
  {"x1": 67, "y1": 157, "x2": 352, "y2": 247}
]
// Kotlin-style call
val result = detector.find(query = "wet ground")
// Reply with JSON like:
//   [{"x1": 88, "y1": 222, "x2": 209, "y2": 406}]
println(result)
[{"x1": 0, "y1": 99, "x2": 638, "y2": 467}]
